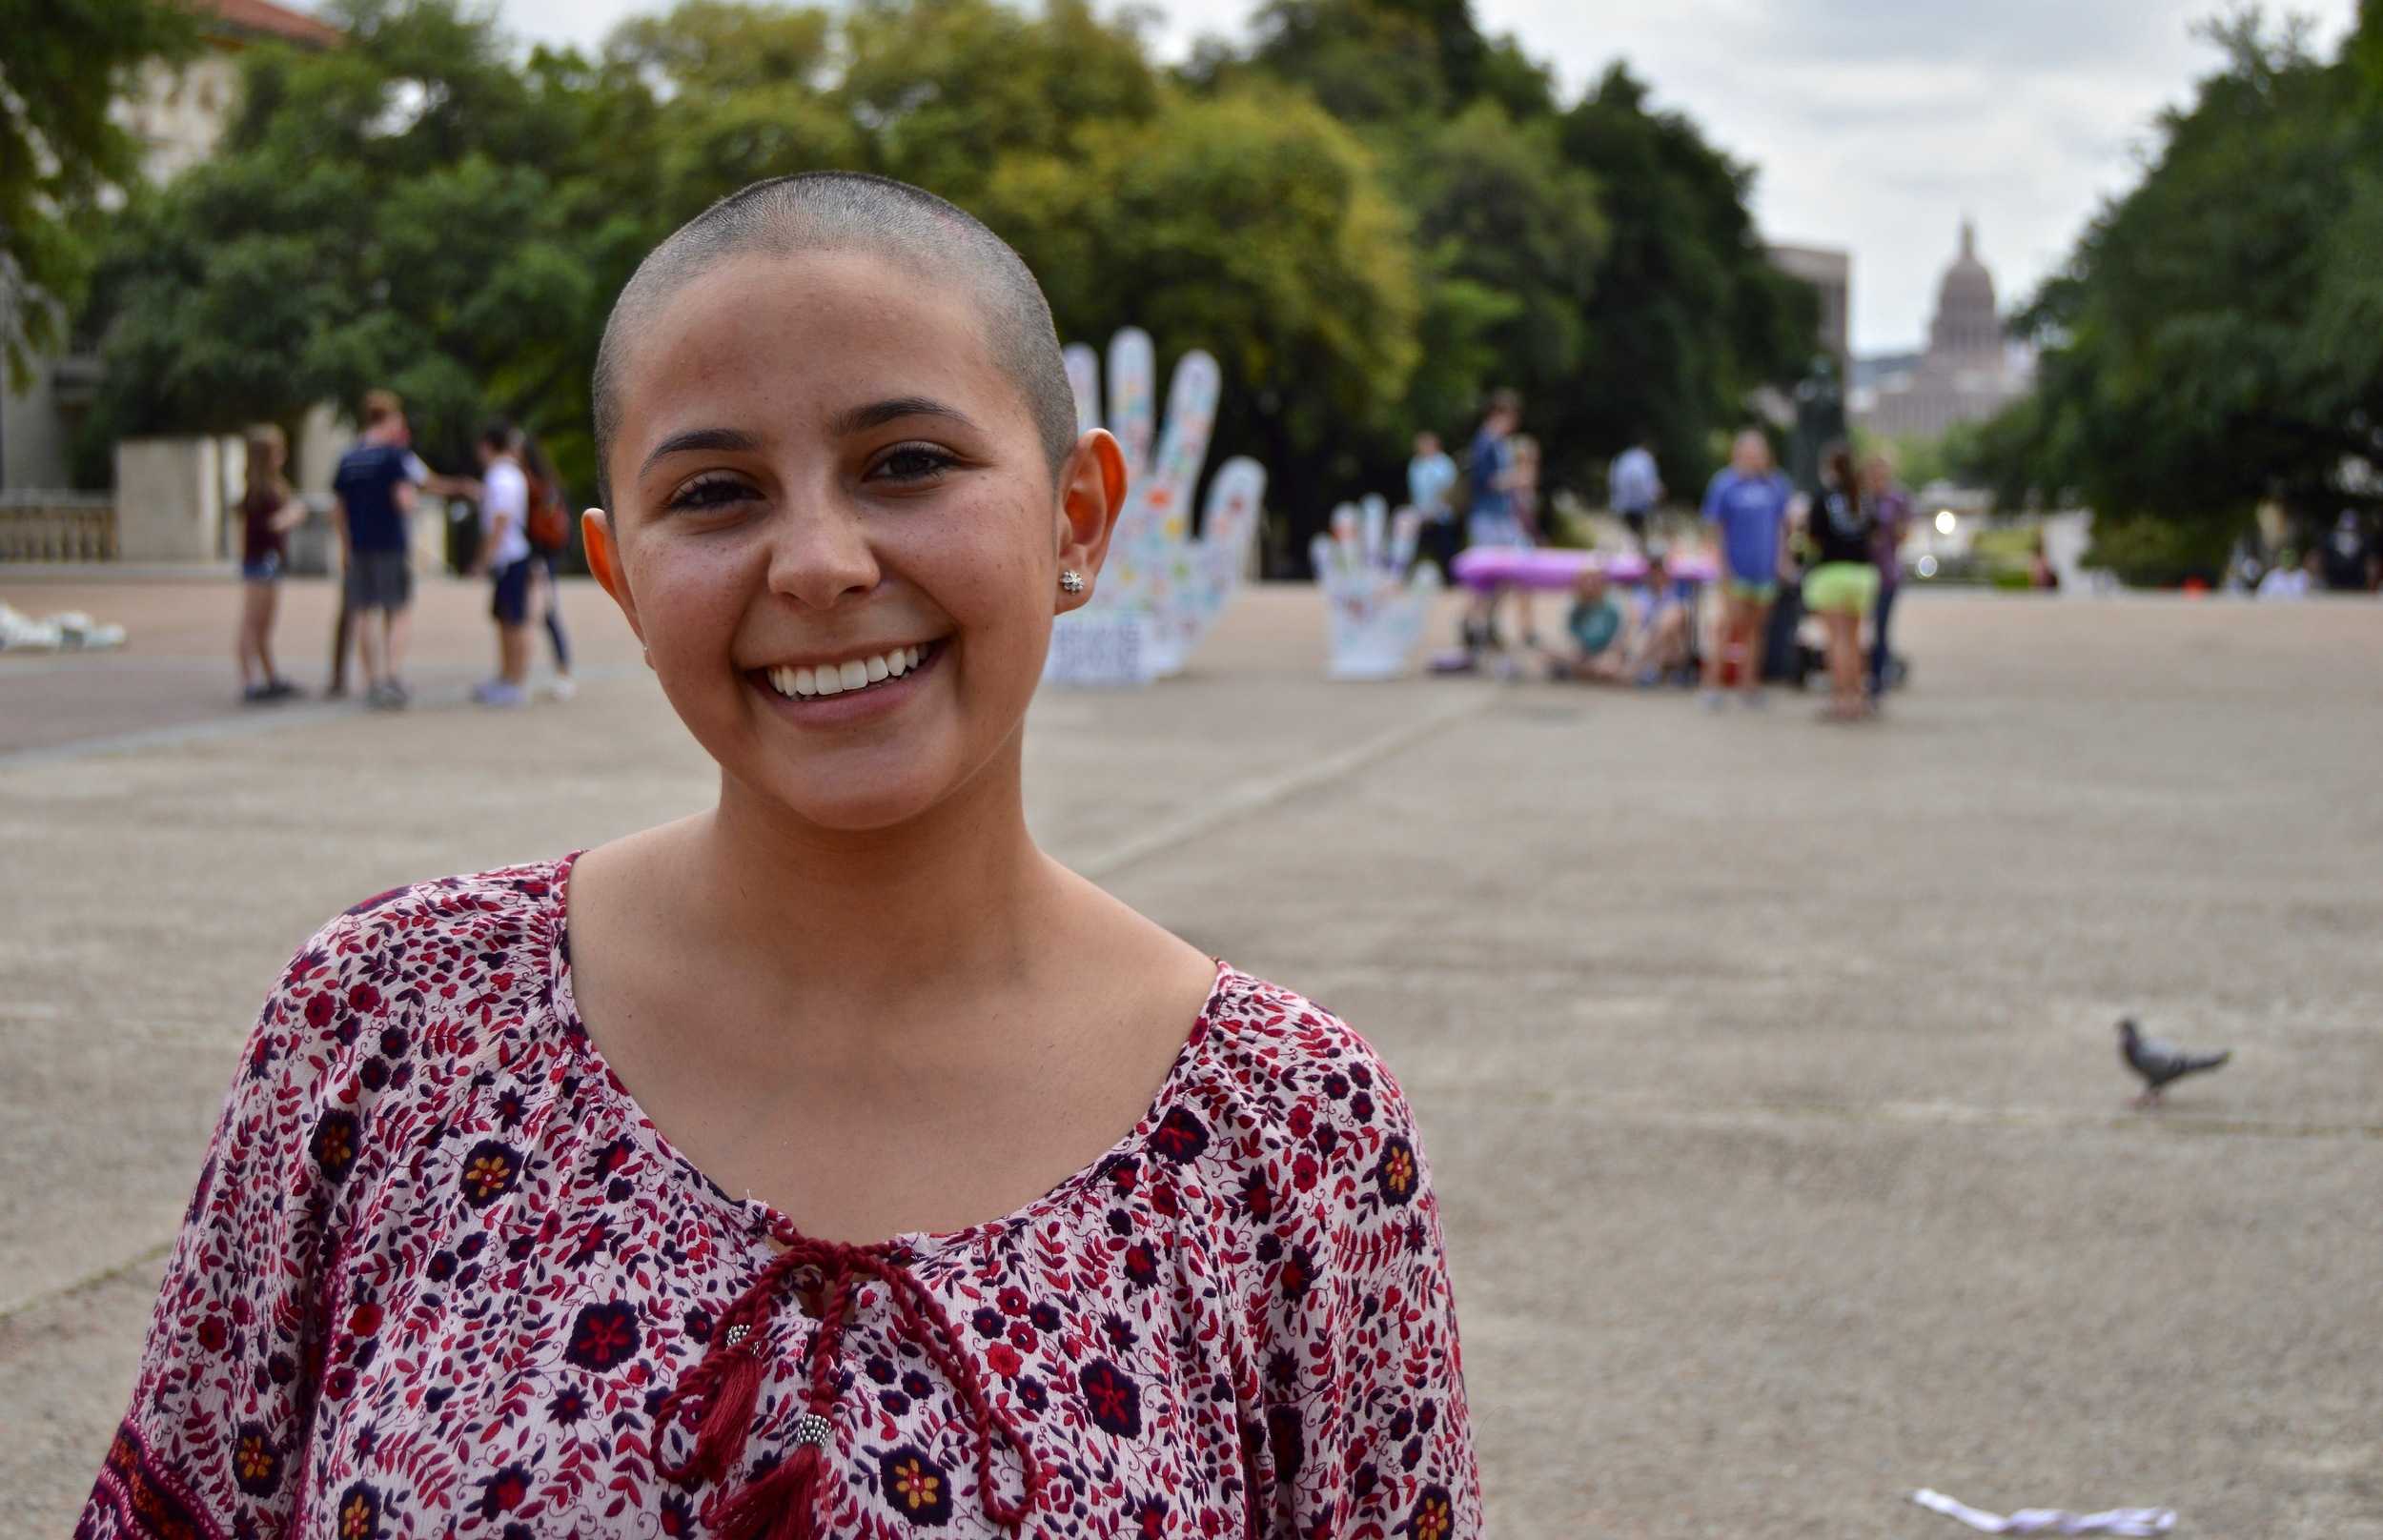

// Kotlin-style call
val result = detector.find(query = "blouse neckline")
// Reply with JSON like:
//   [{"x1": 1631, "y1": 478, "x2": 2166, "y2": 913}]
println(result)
[{"x1": 538, "y1": 849, "x2": 1234, "y2": 1259}]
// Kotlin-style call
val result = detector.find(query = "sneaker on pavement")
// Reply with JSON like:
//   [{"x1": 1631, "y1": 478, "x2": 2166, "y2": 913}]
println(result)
[
  {"x1": 477, "y1": 681, "x2": 528, "y2": 709},
  {"x1": 547, "y1": 677, "x2": 577, "y2": 701}
]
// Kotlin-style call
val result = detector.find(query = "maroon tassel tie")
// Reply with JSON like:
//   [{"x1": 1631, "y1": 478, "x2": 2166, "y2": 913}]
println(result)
[{"x1": 653, "y1": 1231, "x2": 1043, "y2": 1537}]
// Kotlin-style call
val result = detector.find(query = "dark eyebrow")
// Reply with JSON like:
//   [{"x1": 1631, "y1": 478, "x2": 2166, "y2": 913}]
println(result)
[
  {"x1": 639, "y1": 426, "x2": 761, "y2": 478},
  {"x1": 829, "y1": 396, "x2": 981, "y2": 437}
]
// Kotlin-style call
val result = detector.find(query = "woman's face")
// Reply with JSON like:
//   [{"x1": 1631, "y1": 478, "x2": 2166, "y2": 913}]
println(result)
[{"x1": 591, "y1": 249, "x2": 1110, "y2": 832}]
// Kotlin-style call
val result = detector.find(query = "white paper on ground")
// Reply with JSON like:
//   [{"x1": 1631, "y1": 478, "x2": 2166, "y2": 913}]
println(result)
[{"x1": 1912, "y1": 1489, "x2": 2176, "y2": 1535}]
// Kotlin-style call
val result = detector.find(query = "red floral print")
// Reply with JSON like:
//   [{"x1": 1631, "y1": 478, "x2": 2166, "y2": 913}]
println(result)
[{"x1": 78, "y1": 858, "x2": 1479, "y2": 1538}]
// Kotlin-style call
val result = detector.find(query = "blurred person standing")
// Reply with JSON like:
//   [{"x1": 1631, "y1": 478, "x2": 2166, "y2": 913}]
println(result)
[
  {"x1": 1407, "y1": 429, "x2": 1458, "y2": 578},
  {"x1": 470, "y1": 422, "x2": 534, "y2": 708},
  {"x1": 514, "y1": 427, "x2": 578, "y2": 699},
  {"x1": 234, "y1": 425, "x2": 306, "y2": 703},
  {"x1": 1700, "y1": 429, "x2": 1793, "y2": 707},
  {"x1": 1609, "y1": 433, "x2": 1662, "y2": 551},
  {"x1": 1461, "y1": 390, "x2": 1528, "y2": 655},
  {"x1": 2319, "y1": 512, "x2": 2372, "y2": 593},
  {"x1": 1862, "y1": 451, "x2": 1913, "y2": 700},
  {"x1": 328, "y1": 391, "x2": 432, "y2": 708},
  {"x1": 1802, "y1": 442, "x2": 1880, "y2": 721}
]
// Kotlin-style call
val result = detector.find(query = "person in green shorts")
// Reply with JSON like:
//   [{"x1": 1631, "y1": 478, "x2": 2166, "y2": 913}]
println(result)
[
  {"x1": 1699, "y1": 430, "x2": 1794, "y2": 707},
  {"x1": 1802, "y1": 442, "x2": 1881, "y2": 721}
]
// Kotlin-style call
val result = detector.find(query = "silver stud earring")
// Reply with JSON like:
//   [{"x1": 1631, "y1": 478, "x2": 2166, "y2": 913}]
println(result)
[{"x1": 1059, "y1": 570, "x2": 1086, "y2": 595}]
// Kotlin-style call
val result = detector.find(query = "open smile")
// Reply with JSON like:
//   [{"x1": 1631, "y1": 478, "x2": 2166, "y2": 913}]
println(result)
[{"x1": 743, "y1": 638, "x2": 947, "y2": 718}]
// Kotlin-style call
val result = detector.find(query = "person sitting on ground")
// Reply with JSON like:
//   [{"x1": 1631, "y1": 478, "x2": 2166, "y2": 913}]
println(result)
[
  {"x1": 1623, "y1": 548, "x2": 1695, "y2": 685},
  {"x1": 1543, "y1": 565, "x2": 1632, "y2": 682},
  {"x1": 2257, "y1": 550, "x2": 2312, "y2": 599},
  {"x1": 83, "y1": 171, "x2": 1481, "y2": 1540}
]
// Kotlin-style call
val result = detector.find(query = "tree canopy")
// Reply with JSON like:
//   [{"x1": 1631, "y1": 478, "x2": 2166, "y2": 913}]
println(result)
[
  {"x1": 0, "y1": 0, "x2": 193, "y2": 385},
  {"x1": 74, "y1": 0, "x2": 1816, "y2": 561},
  {"x1": 1968, "y1": 6, "x2": 2383, "y2": 554}
]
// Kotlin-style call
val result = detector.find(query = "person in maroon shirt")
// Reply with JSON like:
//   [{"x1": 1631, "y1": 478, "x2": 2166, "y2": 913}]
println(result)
[
  {"x1": 234, "y1": 423, "x2": 306, "y2": 703},
  {"x1": 86, "y1": 173, "x2": 1481, "y2": 1540}
]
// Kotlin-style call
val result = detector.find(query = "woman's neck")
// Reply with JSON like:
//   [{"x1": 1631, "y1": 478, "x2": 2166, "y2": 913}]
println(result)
[{"x1": 687, "y1": 751, "x2": 1057, "y2": 1007}]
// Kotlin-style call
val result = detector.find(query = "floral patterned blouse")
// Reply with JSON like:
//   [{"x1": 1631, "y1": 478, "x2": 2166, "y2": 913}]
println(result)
[{"x1": 82, "y1": 858, "x2": 1480, "y2": 1539}]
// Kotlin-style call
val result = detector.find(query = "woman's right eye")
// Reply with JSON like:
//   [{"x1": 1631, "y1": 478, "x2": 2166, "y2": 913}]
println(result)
[{"x1": 666, "y1": 476, "x2": 756, "y2": 513}]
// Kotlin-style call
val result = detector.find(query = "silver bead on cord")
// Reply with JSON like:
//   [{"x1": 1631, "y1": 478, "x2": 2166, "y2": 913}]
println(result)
[
  {"x1": 791, "y1": 1412, "x2": 834, "y2": 1449},
  {"x1": 722, "y1": 1323, "x2": 752, "y2": 1350}
]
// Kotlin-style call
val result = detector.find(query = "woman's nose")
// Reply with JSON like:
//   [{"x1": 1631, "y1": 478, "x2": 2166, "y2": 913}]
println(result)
[{"x1": 764, "y1": 502, "x2": 881, "y2": 610}]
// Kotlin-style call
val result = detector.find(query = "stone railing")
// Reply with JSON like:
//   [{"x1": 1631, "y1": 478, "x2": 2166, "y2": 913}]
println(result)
[{"x1": 0, "y1": 495, "x2": 117, "y2": 563}]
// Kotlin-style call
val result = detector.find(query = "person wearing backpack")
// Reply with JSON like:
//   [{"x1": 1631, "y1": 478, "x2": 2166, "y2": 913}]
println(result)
[{"x1": 515, "y1": 427, "x2": 578, "y2": 699}]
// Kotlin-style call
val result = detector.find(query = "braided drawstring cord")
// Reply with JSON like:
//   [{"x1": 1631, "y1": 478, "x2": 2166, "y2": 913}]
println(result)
[{"x1": 652, "y1": 1229, "x2": 1041, "y2": 1539}]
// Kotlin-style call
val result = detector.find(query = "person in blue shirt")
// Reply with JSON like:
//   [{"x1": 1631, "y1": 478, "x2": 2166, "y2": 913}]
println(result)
[
  {"x1": 1460, "y1": 390, "x2": 1528, "y2": 656},
  {"x1": 1699, "y1": 429, "x2": 1793, "y2": 707},
  {"x1": 329, "y1": 391, "x2": 431, "y2": 708},
  {"x1": 1406, "y1": 430, "x2": 1458, "y2": 578},
  {"x1": 1608, "y1": 434, "x2": 1662, "y2": 551}
]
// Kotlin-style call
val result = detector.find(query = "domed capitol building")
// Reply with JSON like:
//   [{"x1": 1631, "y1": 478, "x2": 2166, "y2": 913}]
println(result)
[{"x1": 1854, "y1": 222, "x2": 2033, "y2": 441}]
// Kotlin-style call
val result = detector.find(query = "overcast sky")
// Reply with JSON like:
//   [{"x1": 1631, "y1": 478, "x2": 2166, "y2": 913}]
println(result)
[{"x1": 477, "y1": 0, "x2": 2360, "y2": 355}]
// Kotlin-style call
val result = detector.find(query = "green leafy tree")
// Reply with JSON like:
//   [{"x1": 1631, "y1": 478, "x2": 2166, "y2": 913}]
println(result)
[
  {"x1": 0, "y1": 0, "x2": 194, "y2": 383},
  {"x1": 981, "y1": 86, "x2": 1421, "y2": 537},
  {"x1": 1975, "y1": 8, "x2": 2383, "y2": 568},
  {"x1": 82, "y1": 0, "x2": 604, "y2": 484},
  {"x1": 1555, "y1": 64, "x2": 1814, "y2": 495}
]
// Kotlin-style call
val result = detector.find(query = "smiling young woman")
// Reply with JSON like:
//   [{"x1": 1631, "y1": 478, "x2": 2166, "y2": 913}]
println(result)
[{"x1": 83, "y1": 174, "x2": 1480, "y2": 1540}]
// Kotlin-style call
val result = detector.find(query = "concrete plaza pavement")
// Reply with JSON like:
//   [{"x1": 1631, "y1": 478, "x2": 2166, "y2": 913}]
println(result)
[{"x1": 3, "y1": 574, "x2": 2379, "y2": 1536}]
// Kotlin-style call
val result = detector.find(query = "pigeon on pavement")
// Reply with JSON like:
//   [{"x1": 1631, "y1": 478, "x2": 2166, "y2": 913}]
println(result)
[{"x1": 2116, "y1": 1018, "x2": 2230, "y2": 1108}]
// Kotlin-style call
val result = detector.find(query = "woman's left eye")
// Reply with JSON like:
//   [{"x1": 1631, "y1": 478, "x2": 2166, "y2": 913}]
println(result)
[{"x1": 871, "y1": 445, "x2": 957, "y2": 484}]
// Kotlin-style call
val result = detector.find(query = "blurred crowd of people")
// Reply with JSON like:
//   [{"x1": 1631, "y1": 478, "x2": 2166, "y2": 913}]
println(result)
[
  {"x1": 234, "y1": 389, "x2": 576, "y2": 710},
  {"x1": 1406, "y1": 393, "x2": 1922, "y2": 723}
]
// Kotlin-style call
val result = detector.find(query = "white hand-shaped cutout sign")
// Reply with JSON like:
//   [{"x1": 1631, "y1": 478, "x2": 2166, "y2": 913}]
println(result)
[
  {"x1": 1046, "y1": 329, "x2": 1266, "y2": 683},
  {"x1": 1311, "y1": 495, "x2": 1441, "y2": 680}
]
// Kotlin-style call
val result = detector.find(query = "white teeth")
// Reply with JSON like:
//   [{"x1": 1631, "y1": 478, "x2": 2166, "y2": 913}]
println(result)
[{"x1": 767, "y1": 643, "x2": 934, "y2": 699}]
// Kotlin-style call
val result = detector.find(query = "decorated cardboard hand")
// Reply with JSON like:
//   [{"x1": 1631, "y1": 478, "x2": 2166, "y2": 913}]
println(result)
[
  {"x1": 1046, "y1": 329, "x2": 1266, "y2": 683},
  {"x1": 1311, "y1": 495, "x2": 1441, "y2": 680}
]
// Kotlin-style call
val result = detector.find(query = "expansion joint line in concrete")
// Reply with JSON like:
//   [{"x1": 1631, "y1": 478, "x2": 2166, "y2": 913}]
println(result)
[
  {"x1": 0, "y1": 1240, "x2": 173, "y2": 1327},
  {"x1": 0, "y1": 663, "x2": 647, "y2": 769},
  {"x1": 1075, "y1": 692, "x2": 1494, "y2": 882}
]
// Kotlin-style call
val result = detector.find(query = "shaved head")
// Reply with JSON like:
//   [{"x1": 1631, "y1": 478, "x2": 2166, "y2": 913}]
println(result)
[{"x1": 592, "y1": 172, "x2": 1078, "y2": 506}]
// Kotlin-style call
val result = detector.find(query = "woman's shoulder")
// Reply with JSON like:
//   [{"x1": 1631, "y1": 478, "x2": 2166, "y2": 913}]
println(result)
[
  {"x1": 260, "y1": 858, "x2": 572, "y2": 1059},
  {"x1": 1183, "y1": 966, "x2": 1423, "y2": 1144}
]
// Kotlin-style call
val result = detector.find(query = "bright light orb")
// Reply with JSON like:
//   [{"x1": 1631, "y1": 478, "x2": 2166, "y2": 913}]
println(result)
[
  {"x1": 1934, "y1": 510, "x2": 1957, "y2": 536},
  {"x1": 1916, "y1": 555, "x2": 1940, "y2": 578}
]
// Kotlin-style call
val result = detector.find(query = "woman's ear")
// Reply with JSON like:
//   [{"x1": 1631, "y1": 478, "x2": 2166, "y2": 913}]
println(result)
[
  {"x1": 1055, "y1": 429, "x2": 1128, "y2": 611},
  {"x1": 582, "y1": 508, "x2": 646, "y2": 653}
]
